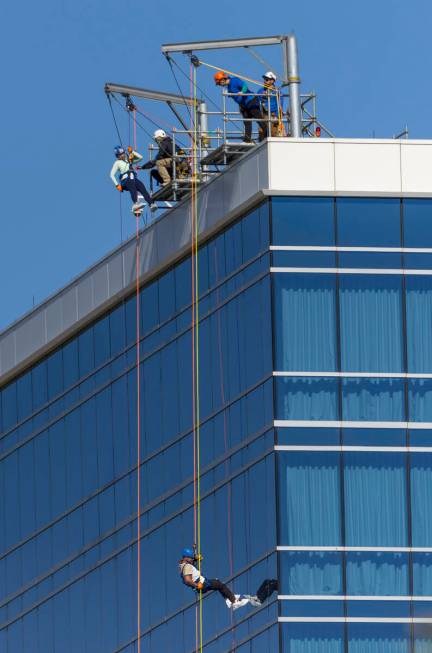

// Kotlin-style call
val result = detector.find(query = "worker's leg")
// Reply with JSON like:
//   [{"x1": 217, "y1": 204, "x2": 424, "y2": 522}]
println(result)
[
  {"x1": 155, "y1": 158, "x2": 172, "y2": 185},
  {"x1": 256, "y1": 578, "x2": 278, "y2": 603},
  {"x1": 135, "y1": 179, "x2": 152, "y2": 205},
  {"x1": 240, "y1": 106, "x2": 253, "y2": 142},
  {"x1": 122, "y1": 178, "x2": 138, "y2": 203},
  {"x1": 203, "y1": 578, "x2": 236, "y2": 604}
]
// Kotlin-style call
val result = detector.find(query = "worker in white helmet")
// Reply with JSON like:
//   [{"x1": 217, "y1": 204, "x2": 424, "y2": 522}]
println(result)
[
  {"x1": 140, "y1": 129, "x2": 188, "y2": 187},
  {"x1": 256, "y1": 71, "x2": 284, "y2": 139}
]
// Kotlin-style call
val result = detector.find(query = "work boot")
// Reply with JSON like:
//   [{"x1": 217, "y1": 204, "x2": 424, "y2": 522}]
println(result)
[
  {"x1": 231, "y1": 595, "x2": 250, "y2": 610},
  {"x1": 132, "y1": 201, "x2": 144, "y2": 211},
  {"x1": 149, "y1": 203, "x2": 158, "y2": 212},
  {"x1": 245, "y1": 594, "x2": 261, "y2": 607}
]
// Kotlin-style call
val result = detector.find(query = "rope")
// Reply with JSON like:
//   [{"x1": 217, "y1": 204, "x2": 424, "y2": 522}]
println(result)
[
  {"x1": 166, "y1": 56, "x2": 242, "y2": 135},
  {"x1": 189, "y1": 62, "x2": 203, "y2": 653},
  {"x1": 197, "y1": 58, "x2": 264, "y2": 88},
  {"x1": 133, "y1": 107, "x2": 142, "y2": 653},
  {"x1": 107, "y1": 93, "x2": 124, "y2": 146}
]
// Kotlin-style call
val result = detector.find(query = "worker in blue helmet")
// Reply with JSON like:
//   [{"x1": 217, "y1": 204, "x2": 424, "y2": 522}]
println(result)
[
  {"x1": 110, "y1": 145, "x2": 157, "y2": 213},
  {"x1": 179, "y1": 547, "x2": 279, "y2": 609},
  {"x1": 179, "y1": 547, "x2": 249, "y2": 610}
]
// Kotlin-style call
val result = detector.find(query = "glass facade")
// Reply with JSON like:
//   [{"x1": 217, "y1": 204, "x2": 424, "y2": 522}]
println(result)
[
  {"x1": 2, "y1": 195, "x2": 432, "y2": 651},
  {"x1": 273, "y1": 197, "x2": 432, "y2": 653},
  {"x1": 0, "y1": 203, "x2": 277, "y2": 652}
]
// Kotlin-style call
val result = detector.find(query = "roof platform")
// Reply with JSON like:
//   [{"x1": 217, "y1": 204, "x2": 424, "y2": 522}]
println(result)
[
  {"x1": 151, "y1": 177, "x2": 201, "y2": 202},
  {"x1": 201, "y1": 141, "x2": 256, "y2": 167}
]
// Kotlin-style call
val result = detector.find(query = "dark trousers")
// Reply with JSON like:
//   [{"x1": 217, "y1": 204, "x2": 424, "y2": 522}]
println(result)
[
  {"x1": 240, "y1": 101, "x2": 267, "y2": 142},
  {"x1": 121, "y1": 177, "x2": 152, "y2": 205},
  {"x1": 202, "y1": 578, "x2": 236, "y2": 604},
  {"x1": 256, "y1": 578, "x2": 278, "y2": 603}
]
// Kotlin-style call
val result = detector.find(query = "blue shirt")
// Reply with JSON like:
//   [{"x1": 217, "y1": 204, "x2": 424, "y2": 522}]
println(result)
[
  {"x1": 256, "y1": 85, "x2": 283, "y2": 114},
  {"x1": 227, "y1": 76, "x2": 252, "y2": 107}
]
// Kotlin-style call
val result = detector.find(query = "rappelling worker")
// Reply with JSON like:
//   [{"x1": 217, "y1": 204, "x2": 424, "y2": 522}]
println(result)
[
  {"x1": 179, "y1": 548, "x2": 249, "y2": 610},
  {"x1": 256, "y1": 71, "x2": 284, "y2": 140},
  {"x1": 214, "y1": 71, "x2": 266, "y2": 144},
  {"x1": 140, "y1": 129, "x2": 189, "y2": 187},
  {"x1": 110, "y1": 146, "x2": 157, "y2": 212}
]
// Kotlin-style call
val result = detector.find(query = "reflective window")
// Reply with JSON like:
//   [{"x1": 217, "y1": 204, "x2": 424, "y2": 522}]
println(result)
[
  {"x1": 272, "y1": 197, "x2": 335, "y2": 246},
  {"x1": 403, "y1": 198, "x2": 432, "y2": 248},
  {"x1": 337, "y1": 198, "x2": 401, "y2": 247}
]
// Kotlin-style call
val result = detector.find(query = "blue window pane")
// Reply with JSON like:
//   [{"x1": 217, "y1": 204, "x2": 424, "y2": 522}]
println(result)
[
  {"x1": 32, "y1": 361, "x2": 48, "y2": 411},
  {"x1": 339, "y1": 252, "x2": 402, "y2": 269},
  {"x1": 78, "y1": 327, "x2": 94, "y2": 377},
  {"x1": 141, "y1": 279, "x2": 159, "y2": 334},
  {"x1": 282, "y1": 623, "x2": 344, "y2": 653},
  {"x1": 404, "y1": 253, "x2": 432, "y2": 269},
  {"x1": 348, "y1": 623, "x2": 410, "y2": 653},
  {"x1": 16, "y1": 372, "x2": 32, "y2": 422},
  {"x1": 109, "y1": 304, "x2": 126, "y2": 357},
  {"x1": 277, "y1": 427, "x2": 340, "y2": 446},
  {"x1": 343, "y1": 428, "x2": 406, "y2": 447},
  {"x1": 346, "y1": 552, "x2": 409, "y2": 595},
  {"x1": 275, "y1": 377, "x2": 339, "y2": 421},
  {"x1": 337, "y1": 198, "x2": 401, "y2": 247},
  {"x1": 62, "y1": 338, "x2": 79, "y2": 389},
  {"x1": 272, "y1": 197, "x2": 335, "y2": 246},
  {"x1": 342, "y1": 378, "x2": 405, "y2": 422},
  {"x1": 1, "y1": 382, "x2": 17, "y2": 432},
  {"x1": 413, "y1": 553, "x2": 432, "y2": 596},
  {"x1": 272, "y1": 250, "x2": 336, "y2": 267},
  {"x1": 93, "y1": 316, "x2": 110, "y2": 367},
  {"x1": 403, "y1": 198, "x2": 432, "y2": 248},
  {"x1": 406, "y1": 276, "x2": 432, "y2": 373},
  {"x1": 280, "y1": 551, "x2": 342, "y2": 595},
  {"x1": 279, "y1": 452, "x2": 341, "y2": 546},
  {"x1": 158, "y1": 270, "x2": 175, "y2": 323},
  {"x1": 414, "y1": 624, "x2": 432, "y2": 652},
  {"x1": 47, "y1": 350, "x2": 63, "y2": 400},
  {"x1": 411, "y1": 453, "x2": 432, "y2": 547},
  {"x1": 347, "y1": 600, "x2": 410, "y2": 617},
  {"x1": 274, "y1": 274, "x2": 337, "y2": 371},
  {"x1": 344, "y1": 452, "x2": 407, "y2": 547},
  {"x1": 339, "y1": 275, "x2": 403, "y2": 372},
  {"x1": 174, "y1": 258, "x2": 191, "y2": 313},
  {"x1": 242, "y1": 207, "x2": 262, "y2": 262},
  {"x1": 409, "y1": 379, "x2": 432, "y2": 422}
]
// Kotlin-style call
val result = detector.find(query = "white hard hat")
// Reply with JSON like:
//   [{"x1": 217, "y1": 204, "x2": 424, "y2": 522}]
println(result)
[
  {"x1": 154, "y1": 129, "x2": 167, "y2": 139},
  {"x1": 263, "y1": 71, "x2": 277, "y2": 81}
]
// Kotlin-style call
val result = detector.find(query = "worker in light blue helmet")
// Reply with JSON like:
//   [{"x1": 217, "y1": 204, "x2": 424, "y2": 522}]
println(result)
[
  {"x1": 110, "y1": 145, "x2": 157, "y2": 212},
  {"x1": 178, "y1": 547, "x2": 249, "y2": 610}
]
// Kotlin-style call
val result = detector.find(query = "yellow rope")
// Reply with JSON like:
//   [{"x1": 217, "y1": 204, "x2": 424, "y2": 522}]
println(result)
[
  {"x1": 190, "y1": 64, "x2": 203, "y2": 653},
  {"x1": 198, "y1": 59, "x2": 264, "y2": 87}
]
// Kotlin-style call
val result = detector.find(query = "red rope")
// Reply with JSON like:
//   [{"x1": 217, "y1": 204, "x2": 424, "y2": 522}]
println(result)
[{"x1": 133, "y1": 108, "x2": 142, "y2": 653}]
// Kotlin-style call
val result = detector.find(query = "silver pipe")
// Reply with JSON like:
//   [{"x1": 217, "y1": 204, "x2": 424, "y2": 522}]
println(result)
[
  {"x1": 198, "y1": 101, "x2": 210, "y2": 178},
  {"x1": 283, "y1": 35, "x2": 302, "y2": 138}
]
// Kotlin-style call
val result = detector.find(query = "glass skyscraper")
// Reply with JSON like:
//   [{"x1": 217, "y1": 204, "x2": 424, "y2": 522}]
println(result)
[{"x1": 2, "y1": 160, "x2": 432, "y2": 649}]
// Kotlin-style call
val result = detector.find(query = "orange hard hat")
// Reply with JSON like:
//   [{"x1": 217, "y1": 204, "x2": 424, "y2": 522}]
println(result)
[{"x1": 214, "y1": 71, "x2": 228, "y2": 83}]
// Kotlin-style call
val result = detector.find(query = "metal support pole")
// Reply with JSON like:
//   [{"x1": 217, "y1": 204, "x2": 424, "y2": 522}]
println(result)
[
  {"x1": 283, "y1": 35, "x2": 302, "y2": 138},
  {"x1": 198, "y1": 101, "x2": 209, "y2": 179}
]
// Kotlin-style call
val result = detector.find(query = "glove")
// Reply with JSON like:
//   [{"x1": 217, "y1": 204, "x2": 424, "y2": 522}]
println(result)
[
  {"x1": 196, "y1": 582, "x2": 204, "y2": 590},
  {"x1": 116, "y1": 184, "x2": 122, "y2": 192},
  {"x1": 127, "y1": 146, "x2": 133, "y2": 153}
]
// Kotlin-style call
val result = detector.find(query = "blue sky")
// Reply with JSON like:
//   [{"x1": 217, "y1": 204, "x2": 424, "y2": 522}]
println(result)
[{"x1": 1, "y1": 0, "x2": 431, "y2": 330}]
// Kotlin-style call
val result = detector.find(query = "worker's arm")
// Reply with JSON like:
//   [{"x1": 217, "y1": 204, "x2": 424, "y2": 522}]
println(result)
[
  {"x1": 139, "y1": 160, "x2": 155, "y2": 170},
  {"x1": 183, "y1": 574, "x2": 200, "y2": 589},
  {"x1": 129, "y1": 149, "x2": 143, "y2": 163},
  {"x1": 110, "y1": 161, "x2": 120, "y2": 187}
]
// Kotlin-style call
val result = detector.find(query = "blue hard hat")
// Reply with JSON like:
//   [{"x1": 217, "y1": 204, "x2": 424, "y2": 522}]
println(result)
[
  {"x1": 114, "y1": 146, "x2": 125, "y2": 157},
  {"x1": 182, "y1": 547, "x2": 194, "y2": 559}
]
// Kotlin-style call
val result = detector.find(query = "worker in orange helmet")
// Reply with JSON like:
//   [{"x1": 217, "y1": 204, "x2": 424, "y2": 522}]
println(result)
[{"x1": 214, "y1": 71, "x2": 266, "y2": 144}]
